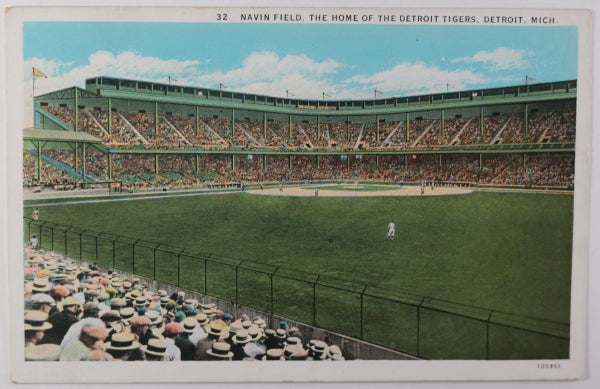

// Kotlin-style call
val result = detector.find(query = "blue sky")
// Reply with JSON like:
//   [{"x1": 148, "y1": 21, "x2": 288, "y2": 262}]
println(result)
[{"x1": 24, "y1": 22, "x2": 578, "y2": 100}]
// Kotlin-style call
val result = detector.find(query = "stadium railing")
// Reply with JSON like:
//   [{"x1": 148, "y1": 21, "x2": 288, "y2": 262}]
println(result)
[{"x1": 24, "y1": 217, "x2": 570, "y2": 360}]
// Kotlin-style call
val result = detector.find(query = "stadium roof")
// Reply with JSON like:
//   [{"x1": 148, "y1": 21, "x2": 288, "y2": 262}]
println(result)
[{"x1": 23, "y1": 128, "x2": 104, "y2": 143}]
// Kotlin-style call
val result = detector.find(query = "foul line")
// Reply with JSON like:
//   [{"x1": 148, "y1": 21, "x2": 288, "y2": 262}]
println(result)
[{"x1": 24, "y1": 190, "x2": 242, "y2": 208}]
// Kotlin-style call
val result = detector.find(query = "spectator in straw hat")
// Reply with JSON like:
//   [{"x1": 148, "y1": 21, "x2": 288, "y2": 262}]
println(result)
[
  {"x1": 24, "y1": 310, "x2": 52, "y2": 351},
  {"x1": 225, "y1": 321, "x2": 243, "y2": 348},
  {"x1": 194, "y1": 320, "x2": 226, "y2": 361},
  {"x1": 176, "y1": 317, "x2": 197, "y2": 361},
  {"x1": 104, "y1": 332, "x2": 142, "y2": 361},
  {"x1": 101, "y1": 310, "x2": 123, "y2": 336},
  {"x1": 129, "y1": 316, "x2": 154, "y2": 346},
  {"x1": 263, "y1": 329, "x2": 279, "y2": 350},
  {"x1": 307, "y1": 340, "x2": 329, "y2": 360},
  {"x1": 162, "y1": 323, "x2": 182, "y2": 361},
  {"x1": 206, "y1": 342, "x2": 233, "y2": 361},
  {"x1": 142, "y1": 338, "x2": 167, "y2": 361},
  {"x1": 25, "y1": 343, "x2": 61, "y2": 361},
  {"x1": 60, "y1": 326, "x2": 110, "y2": 361},
  {"x1": 25, "y1": 278, "x2": 53, "y2": 295},
  {"x1": 60, "y1": 317, "x2": 105, "y2": 349},
  {"x1": 28, "y1": 293, "x2": 56, "y2": 316},
  {"x1": 243, "y1": 326, "x2": 266, "y2": 360},
  {"x1": 261, "y1": 348, "x2": 285, "y2": 361},
  {"x1": 189, "y1": 313, "x2": 208, "y2": 345},
  {"x1": 43, "y1": 296, "x2": 81, "y2": 344},
  {"x1": 327, "y1": 344, "x2": 345, "y2": 361},
  {"x1": 231, "y1": 329, "x2": 252, "y2": 360}
]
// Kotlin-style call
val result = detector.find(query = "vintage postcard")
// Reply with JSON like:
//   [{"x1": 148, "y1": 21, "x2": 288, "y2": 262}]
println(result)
[{"x1": 2, "y1": 2, "x2": 594, "y2": 384}]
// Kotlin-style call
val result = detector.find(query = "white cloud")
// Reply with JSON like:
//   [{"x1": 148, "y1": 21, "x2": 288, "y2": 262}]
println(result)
[
  {"x1": 192, "y1": 51, "x2": 344, "y2": 98},
  {"x1": 343, "y1": 62, "x2": 487, "y2": 96},
  {"x1": 451, "y1": 47, "x2": 530, "y2": 71}
]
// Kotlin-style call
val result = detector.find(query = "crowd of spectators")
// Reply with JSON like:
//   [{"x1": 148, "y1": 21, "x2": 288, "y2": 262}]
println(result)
[
  {"x1": 23, "y1": 148, "x2": 575, "y2": 191},
  {"x1": 23, "y1": 245, "x2": 346, "y2": 361},
  {"x1": 39, "y1": 104, "x2": 576, "y2": 151}
]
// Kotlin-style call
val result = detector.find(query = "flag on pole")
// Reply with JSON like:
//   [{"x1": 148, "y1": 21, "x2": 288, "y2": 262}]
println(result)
[
  {"x1": 524, "y1": 75, "x2": 535, "y2": 84},
  {"x1": 168, "y1": 76, "x2": 178, "y2": 83},
  {"x1": 374, "y1": 89, "x2": 382, "y2": 98},
  {"x1": 32, "y1": 67, "x2": 47, "y2": 78}
]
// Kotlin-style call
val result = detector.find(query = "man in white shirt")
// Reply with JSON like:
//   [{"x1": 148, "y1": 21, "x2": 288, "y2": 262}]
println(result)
[{"x1": 386, "y1": 221, "x2": 395, "y2": 241}]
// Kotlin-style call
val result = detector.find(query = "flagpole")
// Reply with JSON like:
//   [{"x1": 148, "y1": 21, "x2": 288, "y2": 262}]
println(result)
[{"x1": 32, "y1": 68, "x2": 36, "y2": 125}]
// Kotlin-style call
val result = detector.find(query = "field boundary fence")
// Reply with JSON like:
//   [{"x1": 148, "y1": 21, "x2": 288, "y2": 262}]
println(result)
[{"x1": 24, "y1": 217, "x2": 570, "y2": 359}]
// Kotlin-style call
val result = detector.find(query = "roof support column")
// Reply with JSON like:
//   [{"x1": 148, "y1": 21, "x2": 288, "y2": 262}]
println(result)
[
  {"x1": 107, "y1": 153, "x2": 112, "y2": 180},
  {"x1": 74, "y1": 87, "x2": 78, "y2": 132},
  {"x1": 195, "y1": 154, "x2": 199, "y2": 173},
  {"x1": 231, "y1": 109, "x2": 235, "y2": 137},
  {"x1": 317, "y1": 116, "x2": 320, "y2": 140},
  {"x1": 406, "y1": 113, "x2": 410, "y2": 142},
  {"x1": 154, "y1": 154, "x2": 159, "y2": 175},
  {"x1": 480, "y1": 106, "x2": 484, "y2": 136},
  {"x1": 479, "y1": 153, "x2": 483, "y2": 170},
  {"x1": 74, "y1": 144, "x2": 79, "y2": 172},
  {"x1": 376, "y1": 155, "x2": 379, "y2": 168},
  {"x1": 376, "y1": 116, "x2": 380, "y2": 142},
  {"x1": 195, "y1": 106, "x2": 200, "y2": 136},
  {"x1": 263, "y1": 154, "x2": 267, "y2": 171},
  {"x1": 288, "y1": 115, "x2": 292, "y2": 139},
  {"x1": 263, "y1": 112, "x2": 267, "y2": 140},
  {"x1": 154, "y1": 101, "x2": 159, "y2": 137},
  {"x1": 346, "y1": 115, "x2": 350, "y2": 141},
  {"x1": 107, "y1": 98, "x2": 112, "y2": 137},
  {"x1": 82, "y1": 143, "x2": 86, "y2": 176},
  {"x1": 288, "y1": 154, "x2": 292, "y2": 170},
  {"x1": 232, "y1": 154, "x2": 235, "y2": 172},
  {"x1": 404, "y1": 154, "x2": 408, "y2": 169},
  {"x1": 36, "y1": 141, "x2": 42, "y2": 183},
  {"x1": 524, "y1": 104, "x2": 529, "y2": 137},
  {"x1": 441, "y1": 109, "x2": 445, "y2": 137}
]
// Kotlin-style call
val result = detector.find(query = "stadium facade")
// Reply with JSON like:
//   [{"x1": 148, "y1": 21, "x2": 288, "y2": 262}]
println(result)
[{"x1": 26, "y1": 77, "x2": 576, "y2": 190}]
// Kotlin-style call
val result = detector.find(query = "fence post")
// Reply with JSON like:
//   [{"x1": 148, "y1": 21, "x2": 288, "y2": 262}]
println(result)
[
  {"x1": 132, "y1": 239, "x2": 139, "y2": 274},
  {"x1": 313, "y1": 274, "x2": 320, "y2": 326},
  {"x1": 235, "y1": 259, "x2": 244, "y2": 305},
  {"x1": 95, "y1": 235, "x2": 98, "y2": 262},
  {"x1": 177, "y1": 249, "x2": 184, "y2": 288},
  {"x1": 153, "y1": 244, "x2": 161, "y2": 281},
  {"x1": 27, "y1": 219, "x2": 31, "y2": 241},
  {"x1": 38, "y1": 221, "x2": 44, "y2": 248},
  {"x1": 112, "y1": 236, "x2": 118, "y2": 269},
  {"x1": 65, "y1": 226, "x2": 72, "y2": 256},
  {"x1": 486, "y1": 310, "x2": 494, "y2": 360},
  {"x1": 417, "y1": 297, "x2": 425, "y2": 358},
  {"x1": 360, "y1": 285, "x2": 367, "y2": 340},
  {"x1": 270, "y1": 266, "x2": 279, "y2": 315},
  {"x1": 79, "y1": 230, "x2": 85, "y2": 260},
  {"x1": 51, "y1": 224, "x2": 54, "y2": 251},
  {"x1": 204, "y1": 254, "x2": 211, "y2": 296}
]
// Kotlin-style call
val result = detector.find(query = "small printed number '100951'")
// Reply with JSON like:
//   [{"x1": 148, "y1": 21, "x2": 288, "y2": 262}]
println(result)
[{"x1": 538, "y1": 363, "x2": 560, "y2": 369}]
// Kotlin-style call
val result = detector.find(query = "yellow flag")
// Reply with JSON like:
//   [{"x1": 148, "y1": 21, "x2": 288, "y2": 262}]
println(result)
[{"x1": 32, "y1": 67, "x2": 47, "y2": 78}]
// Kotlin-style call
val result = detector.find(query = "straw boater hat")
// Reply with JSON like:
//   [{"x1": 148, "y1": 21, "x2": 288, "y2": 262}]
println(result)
[
  {"x1": 289, "y1": 347, "x2": 309, "y2": 360},
  {"x1": 261, "y1": 348, "x2": 284, "y2": 361},
  {"x1": 232, "y1": 329, "x2": 251, "y2": 345},
  {"x1": 182, "y1": 317, "x2": 198, "y2": 334},
  {"x1": 104, "y1": 332, "x2": 140, "y2": 351},
  {"x1": 119, "y1": 307, "x2": 136, "y2": 321},
  {"x1": 24, "y1": 310, "x2": 52, "y2": 331},
  {"x1": 284, "y1": 336, "x2": 301, "y2": 348},
  {"x1": 207, "y1": 321, "x2": 227, "y2": 338},
  {"x1": 275, "y1": 328, "x2": 287, "y2": 339},
  {"x1": 163, "y1": 322, "x2": 183, "y2": 336},
  {"x1": 247, "y1": 326, "x2": 262, "y2": 342},
  {"x1": 307, "y1": 340, "x2": 329, "y2": 359},
  {"x1": 157, "y1": 289, "x2": 168, "y2": 298},
  {"x1": 195, "y1": 312, "x2": 209, "y2": 326},
  {"x1": 228, "y1": 321, "x2": 243, "y2": 336},
  {"x1": 252, "y1": 317, "x2": 266, "y2": 328},
  {"x1": 62, "y1": 296, "x2": 82, "y2": 307},
  {"x1": 327, "y1": 345, "x2": 345, "y2": 361},
  {"x1": 141, "y1": 338, "x2": 167, "y2": 358},
  {"x1": 206, "y1": 342, "x2": 233, "y2": 359},
  {"x1": 241, "y1": 320, "x2": 252, "y2": 330},
  {"x1": 25, "y1": 344, "x2": 61, "y2": 361},
  {"x1": 25, "y1": 278, "x2": 53, "y2": 293},
  {"x1": 30, "y1": 293, "x2": 56, "y2": 306},
  {"x1": 144, "y1": 309, "x2": 163, "y2": 326}
]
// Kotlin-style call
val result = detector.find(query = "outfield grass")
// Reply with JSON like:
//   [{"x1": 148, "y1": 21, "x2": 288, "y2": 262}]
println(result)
[{"x1": 24, "y1": 190, "x2": 573, "y2": 358}]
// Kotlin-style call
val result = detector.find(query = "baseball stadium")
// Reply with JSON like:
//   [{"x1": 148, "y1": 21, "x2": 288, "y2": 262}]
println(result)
[{"x1": 23, "y1": 76, "x2": 575, "y2": 361}]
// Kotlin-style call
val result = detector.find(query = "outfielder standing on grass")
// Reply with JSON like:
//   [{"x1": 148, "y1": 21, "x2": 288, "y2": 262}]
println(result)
[
  {"x1": 386, "y1": 220, "x2": 395, "y2": 241},
  {"x1": 32, "y1": 207, "x2": 39, "y2": 222}
]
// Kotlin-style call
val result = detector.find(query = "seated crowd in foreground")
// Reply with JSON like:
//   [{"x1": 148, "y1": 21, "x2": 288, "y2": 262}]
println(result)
[{"x1": 23, "y1": 245, "x2": 345, "y2": 361}]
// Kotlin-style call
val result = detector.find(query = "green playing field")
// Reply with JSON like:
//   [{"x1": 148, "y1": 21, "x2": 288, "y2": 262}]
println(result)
[{"x1": 24, "y1": 189, "x2": 573, "y2": 358}]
